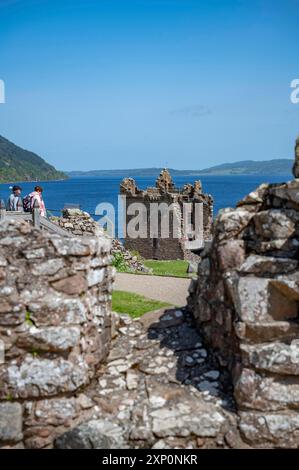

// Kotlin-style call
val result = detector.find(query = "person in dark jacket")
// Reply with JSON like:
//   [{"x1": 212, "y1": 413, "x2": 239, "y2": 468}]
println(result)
[{"x1": 7, "y1": 185, "x2": 22, "y2": 211}]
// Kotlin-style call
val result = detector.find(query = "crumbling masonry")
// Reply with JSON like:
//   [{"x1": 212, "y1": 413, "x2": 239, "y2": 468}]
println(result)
[
  {"x1": 0, "y1": 220, "x2": 114, "y2": 448},
  {"x1": 188, "y1": 136, "x2": 299, "y2": 448},
  {"x1": 120, "y1": 169, "x2": 213, "y2": 260}
]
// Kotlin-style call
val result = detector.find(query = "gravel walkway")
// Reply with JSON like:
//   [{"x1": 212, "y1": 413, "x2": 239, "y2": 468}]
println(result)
[{"x1": 115, "y1": 273, "x2": 191, "y2": 307}]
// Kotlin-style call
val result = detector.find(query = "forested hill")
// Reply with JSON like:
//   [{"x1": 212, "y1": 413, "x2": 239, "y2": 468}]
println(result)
[
  {"x1": 0, "y1": 135, "x2": 67, "y2": 183},
  {"x1": 68, "y1": 159, "x2": 293, "y2": 178},
  {"x1": 196, "y1": 159, "x2": 293, "y2": 175}
]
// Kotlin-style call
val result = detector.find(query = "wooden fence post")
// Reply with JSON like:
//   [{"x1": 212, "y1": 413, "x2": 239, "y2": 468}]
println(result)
[
  {"x1": 0, "y1": 200, "x2": 6, "y2": 221},
  {"x1": 32, "y1": 199, "x2": 40, "y2": 229}
]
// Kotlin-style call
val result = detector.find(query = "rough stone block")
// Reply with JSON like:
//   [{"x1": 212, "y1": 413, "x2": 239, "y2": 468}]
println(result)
[
  {"x1": 54, "y1": 419, "x2": 124, "y2": 449},
  {"x1": 24, "y1": 398, "x2": 77, "y2": 427},
  {"x1": 239, "y1": 410, "x2": 299, "y2": 448},
  {"x1": 241, "y1": 340, "x2": 299, "y2": 375},
  {"x1": 239, "y1": 255, "x2": 298, "y2": 275},
  {"x1": 24, "y1": 294, "x2": 87, "y2": 326},
  {"x1": 87, "y1": 268, "x2": 105, "y2": 287},
  {"x1": 216, "y1": 207, "x2": 254, "y2": 240},
  {"x1": 0, "y1": 402, "x2": 23, "y2": 444},
  {"x1": 32, "y1": 258, "x2": 65, "y2": 276},
  {"x1": 231, "y1": 276, "x2": 298, "y2": 323},
  {"x1": 0, "y1": 356, "x2": 89, "y2": 399},
  {"x1": 51, "y1": 237, "x2": 91, "y2": 256},
  {"x1": 235, "y1": 368, "x2": 299, "y2": 411},
  {"x1": 16, "y1": 326, "x2": 81, "y2": 352},
  {"x1": 150, "y1": 400, "x2": 225, "y2": 438},
  {"x1": 270, "y1": 180, "x2": 299, "y2": 207},
  {"x1": 234, "y1": 320, "x2": 299, "y2": 343},
  {"x1": 217, "y1": 240, "x2": 245, "y2": 271},
  {"x1": 51, "y1": 274, "x2": 88, "y2": 295},
  {"x1": 253, "y1": 209, "x2": 295, "y2": 240}
]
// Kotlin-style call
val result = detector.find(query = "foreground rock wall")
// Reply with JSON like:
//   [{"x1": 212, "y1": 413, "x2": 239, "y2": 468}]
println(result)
[
  {"x1": 0, "y1": 219, "x2": 114, "y2": 448},
  {"x1": 188, "y1": 138, "x2": 299, "y2": 448},
  {"x1": 51, "y1": 209, "x2": 149, "y2": 272}
]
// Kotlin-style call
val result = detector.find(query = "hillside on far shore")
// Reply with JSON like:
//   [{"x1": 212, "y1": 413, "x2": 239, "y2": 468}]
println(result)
[
  {"x1": 68, "y1": 159, "x2": 293, "y2": 178},
  {"x1": 0, "y1": 135, "x2": 67, "y2": 183}
]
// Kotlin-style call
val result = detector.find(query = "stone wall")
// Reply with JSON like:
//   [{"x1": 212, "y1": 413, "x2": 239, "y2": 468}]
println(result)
[
  {"x1": 123, "y1": 192, "x2": 187, "y2": 260},
  {"x1": 0, "y1": 218, "x2": 114, "y2": 448},
  {"x1": 188, "y1": 137, "x2": 299, "y2": 448},
  {"x1": 51, "y1": 209, "x2": 149, "y2": 272},
  {"x1": 51, "y1": 208, "x2": 102, "y2": 237},
  {"x1": 120, "y1": 169, "x2": 213, "y2": 260}
]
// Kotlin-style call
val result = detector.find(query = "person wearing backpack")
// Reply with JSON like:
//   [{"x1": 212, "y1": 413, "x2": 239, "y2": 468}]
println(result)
[
  {"x1": 23, "y1": 186, "x2": 47, "y2": 217},
  {"x1": 7, "y1": 185, "x2": 22, "y2": 211}
]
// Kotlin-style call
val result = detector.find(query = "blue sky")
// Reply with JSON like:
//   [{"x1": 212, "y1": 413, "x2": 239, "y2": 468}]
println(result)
[{"x1": 0, "y1": 0, "x2": 298, "y2": 170}]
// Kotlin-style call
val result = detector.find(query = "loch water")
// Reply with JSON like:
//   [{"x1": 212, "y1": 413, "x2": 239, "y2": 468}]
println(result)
[{"x1": 0, "y1": 173, "x2": 292, "y2": 220}]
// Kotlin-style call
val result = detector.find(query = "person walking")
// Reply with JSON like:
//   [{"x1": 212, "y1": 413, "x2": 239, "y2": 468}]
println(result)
[
  {"x1": 23, "y1": 186, "x2": 47, "y2": 217},
  {"x1": 7, "y1": 185, "x2": 22, "y2": 211}
]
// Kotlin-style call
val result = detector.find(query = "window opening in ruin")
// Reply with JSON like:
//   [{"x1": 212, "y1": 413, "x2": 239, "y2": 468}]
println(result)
[{"x1": 153, "y1": 237, "x2": 159, "y2": 249}]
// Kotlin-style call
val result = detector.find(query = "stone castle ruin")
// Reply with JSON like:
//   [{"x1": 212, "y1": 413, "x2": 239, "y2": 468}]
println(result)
[
  {"x1": 1, "y1": 136, "x2": 299, "y2": 449},
  {"x1": 120, "y1": 169, "x2": 213, "y2": 260}
]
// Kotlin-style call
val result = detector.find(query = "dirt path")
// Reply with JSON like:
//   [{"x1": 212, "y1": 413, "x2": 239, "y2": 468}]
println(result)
[{"x1": 115, "y1": 273, "x2": 191, "y2": 306}]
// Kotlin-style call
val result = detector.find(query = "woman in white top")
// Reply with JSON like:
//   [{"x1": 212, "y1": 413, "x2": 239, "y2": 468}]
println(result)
[{"x1": 29, "y1": 185, "x2": 47, "y2": 217}]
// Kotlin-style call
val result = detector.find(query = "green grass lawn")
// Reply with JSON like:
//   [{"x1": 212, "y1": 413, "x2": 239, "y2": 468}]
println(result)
[
  {"x1": 143, "y1": 259, "x2": 190, "y2": 278},
  {"x1": 112, "y1": 290, "x2": 171, "y2": 318}
]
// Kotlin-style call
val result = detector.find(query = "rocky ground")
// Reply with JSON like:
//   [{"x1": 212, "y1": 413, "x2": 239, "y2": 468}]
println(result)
[{"x1": 54, "y1": 307, "x2": 245, "y2": 449}]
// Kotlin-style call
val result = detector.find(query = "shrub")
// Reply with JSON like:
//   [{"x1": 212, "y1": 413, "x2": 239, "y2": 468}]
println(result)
[{"x1": 112, "y1": 252, "x2": 129, "y2": 272}]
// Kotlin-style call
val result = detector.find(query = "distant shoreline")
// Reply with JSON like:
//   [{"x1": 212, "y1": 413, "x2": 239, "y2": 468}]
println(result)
[
  {"x1": 0, "y1": 178, "x2": 68, "y2": 185},
  {"x1": 66, "y1": 172, "x2": 292, "y2": 178},
  {"x1": 0, "y1": 173, "x2": 292, "y2": 186},
  {"x1": 66, "y1": 159, "x2": 293, "y2": 178}
]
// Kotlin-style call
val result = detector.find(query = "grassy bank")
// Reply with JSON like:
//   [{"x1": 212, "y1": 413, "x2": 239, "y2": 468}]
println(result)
[
  {"x1": 143, "y1": 259, "x2": 189, "y2": 278},
  {"x1": 112, "y1": 249, "x2": 193, "y2": 278},
  {"x1": 112, "y1": 290, "x2": 171, "y2": 318}
]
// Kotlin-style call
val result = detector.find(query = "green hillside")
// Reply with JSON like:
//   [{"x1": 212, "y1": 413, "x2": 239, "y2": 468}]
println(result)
[
  {"x1": 196, "y1": 159, "x2": 293, "y2": 175},
  {"x1": 0, "y1": 135, "x2": 67, "y2": 183},
  {"x1": 68, "y1": 159, "x2": 293, "y2": 178}
]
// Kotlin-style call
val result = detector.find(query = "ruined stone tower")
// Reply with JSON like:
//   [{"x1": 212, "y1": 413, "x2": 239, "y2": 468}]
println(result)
[{"x1": 120, "y1": 169, "x2": 213, "y2": 260}]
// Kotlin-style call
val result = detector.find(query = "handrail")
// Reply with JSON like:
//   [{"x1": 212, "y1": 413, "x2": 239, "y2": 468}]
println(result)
[
  {"x1": 0, "y1": 199, "x2": 72, "y2": 237},
  {"x1": 40, "y1": 217, "x2": 72, "y2": 237}
]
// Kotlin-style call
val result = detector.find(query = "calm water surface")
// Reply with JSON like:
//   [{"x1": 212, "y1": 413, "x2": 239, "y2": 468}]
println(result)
[{"x1": 0, "y1": 173, "x2": 292, "y2": 220}]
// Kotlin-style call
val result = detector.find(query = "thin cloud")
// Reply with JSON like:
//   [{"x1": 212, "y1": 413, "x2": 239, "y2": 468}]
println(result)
[{"x1": 170, "y1": 105, "x2": 212, "y2": 118}]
